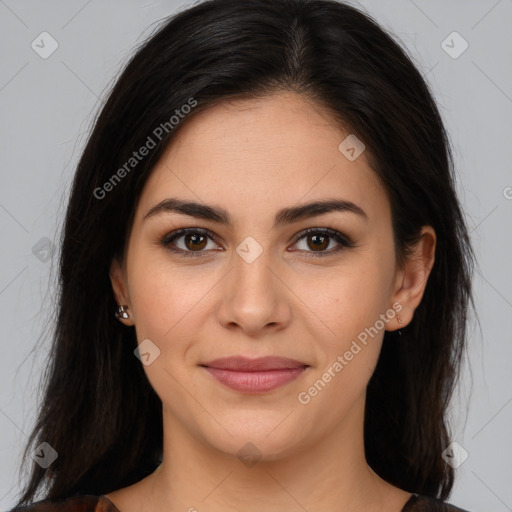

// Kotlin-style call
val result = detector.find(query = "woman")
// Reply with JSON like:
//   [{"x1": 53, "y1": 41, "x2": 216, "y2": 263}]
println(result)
[{"x1": 10, "y1": 0, "x2": 475, "y2": 511}]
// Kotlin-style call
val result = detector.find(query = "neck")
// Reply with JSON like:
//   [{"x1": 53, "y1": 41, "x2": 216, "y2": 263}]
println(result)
[{"x1": 134, "y1": 396, "x2": 409, "y2": 512}]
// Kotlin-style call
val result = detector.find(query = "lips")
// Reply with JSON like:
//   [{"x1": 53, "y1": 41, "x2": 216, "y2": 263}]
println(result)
[
  {"x1": 200, "y1": 356, "x2": 309, "y2": 393},
  {"x1": 202, "y1": 356, "x2": 308, "y2": 371}
]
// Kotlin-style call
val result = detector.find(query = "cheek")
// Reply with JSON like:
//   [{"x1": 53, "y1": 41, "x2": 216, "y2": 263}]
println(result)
[
  {"x1": 295, "y1": 272, "x2": 387, "y2": 419},
  {"x1": 293, "y1": 258, "x2": 393, "y2": 339},
  {"x1": 293, "y1": 254, "x2": 394, "y2": 393},
  {"x1": 127, "y1": 245, "x2": 213, "y2": 338},
  {"x1": 125, "y1": 253, "x2": 209, "y2": 403}
]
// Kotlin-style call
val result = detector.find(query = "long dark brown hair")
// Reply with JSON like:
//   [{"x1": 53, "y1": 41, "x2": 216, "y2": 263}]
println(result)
[{"x1": 12, "y1": 0, "x2": 474, "y2": 507}]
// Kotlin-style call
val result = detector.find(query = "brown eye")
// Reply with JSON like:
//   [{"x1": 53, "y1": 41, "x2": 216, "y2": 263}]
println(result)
[
  {"x1": 184, "y1": 233, "x2": 208, "y2": 251},
  {"x1": 160, "y1": 227, "x2": 354, "y2": 259},
  {"x1": 291, "y1": 228, "x2": 354, "y2": 257},
  {"x1": 307, "y1": 233, "x2": 329, "y2": 251},
  {"x1": 160, "y1": 228, "x2": 220, "y2": 257}
]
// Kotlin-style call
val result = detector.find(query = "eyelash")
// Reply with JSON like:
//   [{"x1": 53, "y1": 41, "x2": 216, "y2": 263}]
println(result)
[{"x1": 159, "y1": 227, "x2": 355, "y2": 258}]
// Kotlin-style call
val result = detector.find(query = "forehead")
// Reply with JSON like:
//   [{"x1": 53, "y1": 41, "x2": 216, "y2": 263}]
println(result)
[{"x1": 136, "y1": 92, "x2": 389, "y2": 225}]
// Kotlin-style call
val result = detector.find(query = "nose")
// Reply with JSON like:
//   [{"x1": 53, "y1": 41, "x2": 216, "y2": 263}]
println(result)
[{"x1": 216, "y1": 242, "x2": 292, "y2": 337}]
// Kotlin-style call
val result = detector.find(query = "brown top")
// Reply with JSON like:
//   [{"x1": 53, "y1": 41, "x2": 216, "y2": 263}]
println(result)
[{"x1": 9, "y1": 493, "x2": 471, "y2": 511}]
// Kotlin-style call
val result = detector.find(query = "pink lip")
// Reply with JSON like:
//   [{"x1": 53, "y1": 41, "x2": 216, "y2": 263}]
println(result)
[{"x1": 201, "y1": 356, "x2": 309, "y2": 393}]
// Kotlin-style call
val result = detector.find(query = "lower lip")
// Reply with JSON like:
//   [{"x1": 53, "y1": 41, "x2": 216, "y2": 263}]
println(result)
[{"x1": 203, "y1": 366, "x2": 308, "y2": 393}]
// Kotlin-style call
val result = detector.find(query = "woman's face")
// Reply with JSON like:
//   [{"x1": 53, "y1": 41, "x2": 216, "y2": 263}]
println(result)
[{"x1": 110, "y1": 91, "x2": 431, "y2": 461}]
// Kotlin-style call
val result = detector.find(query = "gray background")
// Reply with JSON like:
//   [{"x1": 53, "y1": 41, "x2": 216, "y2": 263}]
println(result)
[{"x1": 0, "y1": 1, "x2": 511, "y2": 510}]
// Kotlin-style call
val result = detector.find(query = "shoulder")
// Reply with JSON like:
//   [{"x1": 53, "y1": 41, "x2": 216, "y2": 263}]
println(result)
[
  {"x1": 7, "y1": 495, "x2": 119, "y2": 512},
  {"x1": 403, "y1": 494, "x2": 471, "y2": 512}
]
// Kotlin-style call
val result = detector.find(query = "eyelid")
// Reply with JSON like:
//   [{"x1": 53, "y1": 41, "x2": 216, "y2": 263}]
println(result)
[
  {"x1": 290, "y1": 227, "x2": 355, "y2": 256},
  {"x1": 159, "y1": 227, "x2": 221, "y2": 257},
  {"x1": 159, "y1": 226, "x2": 354, "y2": 257}
]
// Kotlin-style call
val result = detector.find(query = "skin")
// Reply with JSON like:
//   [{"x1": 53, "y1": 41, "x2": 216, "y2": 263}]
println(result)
[{"x1": 107, "y1": 91, "x2": 436, "y2": 512}]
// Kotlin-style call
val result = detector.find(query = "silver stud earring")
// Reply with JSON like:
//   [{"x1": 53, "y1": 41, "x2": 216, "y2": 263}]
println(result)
[{"x1": 115, "y1": 305, "x2": 130, "y2": 320}]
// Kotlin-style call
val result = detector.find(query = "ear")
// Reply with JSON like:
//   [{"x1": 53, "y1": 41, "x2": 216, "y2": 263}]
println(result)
[
  {"x1": 110, "y1": 256, "x2": 135, "y2": 325},
  {"x1": 387, "y1": 226, "x2": 436, "y2": 331}
]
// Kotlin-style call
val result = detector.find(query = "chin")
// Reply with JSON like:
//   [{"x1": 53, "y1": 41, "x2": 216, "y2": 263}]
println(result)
[{"x1": 198, "y1": 415, "x2": 310, "y2": 464}]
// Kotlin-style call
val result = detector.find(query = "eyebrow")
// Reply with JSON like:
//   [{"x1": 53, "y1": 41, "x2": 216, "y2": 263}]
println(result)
[{"x1": 143, "y1": 197, "x2": 368, "y2": 228}]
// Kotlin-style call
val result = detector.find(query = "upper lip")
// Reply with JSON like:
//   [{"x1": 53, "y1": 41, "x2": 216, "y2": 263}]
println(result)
[{"x1": 201, "y1": 356, "x2": 309, "y2": 371}]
